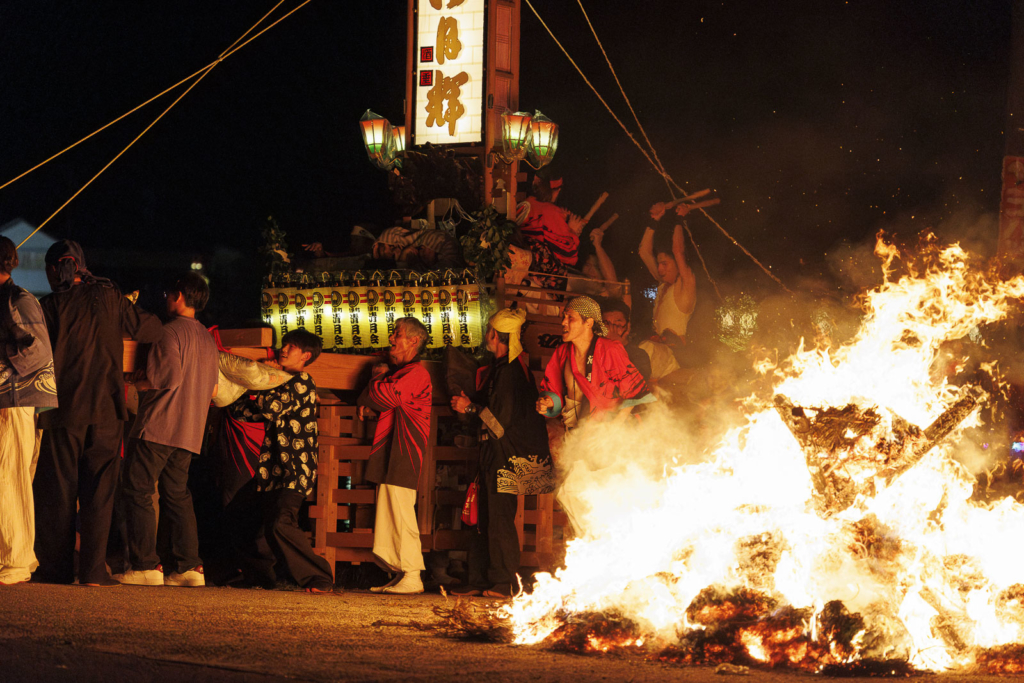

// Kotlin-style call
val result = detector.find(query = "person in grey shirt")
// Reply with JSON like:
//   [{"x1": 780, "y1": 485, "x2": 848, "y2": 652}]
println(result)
[{"x1": 116, "y1": 272, "x2": 219, "y2": 588}]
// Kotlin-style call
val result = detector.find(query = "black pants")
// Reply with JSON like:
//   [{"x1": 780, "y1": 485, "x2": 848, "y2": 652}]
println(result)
[
  {"x1": 467, "y1": 471, "x2": 520, "y2": 589},
  {"x1": 227, "y1": 481, "x2": 333, "y2": 590},
  {"x1": 33, "y1": 421, "x2": 123, "y2": 584},
  {"x1": 122, "y1": 438, "x2": 200, "y2": 575}
]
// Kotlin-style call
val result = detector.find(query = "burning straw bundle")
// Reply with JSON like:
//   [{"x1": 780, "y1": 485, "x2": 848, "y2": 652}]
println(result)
[{"x1": 432, "y1": 597, "x2": 513, "y2": 642}]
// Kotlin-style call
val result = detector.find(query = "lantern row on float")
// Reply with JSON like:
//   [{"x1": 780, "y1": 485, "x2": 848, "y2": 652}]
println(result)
[{"x1": 261, "y1": 270, "x2": 484, "y2": 351}]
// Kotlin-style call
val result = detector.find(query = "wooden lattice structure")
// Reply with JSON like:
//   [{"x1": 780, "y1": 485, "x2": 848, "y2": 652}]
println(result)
[{"x1": 125, "y1": 321, "x2": 573, "y2": 575}]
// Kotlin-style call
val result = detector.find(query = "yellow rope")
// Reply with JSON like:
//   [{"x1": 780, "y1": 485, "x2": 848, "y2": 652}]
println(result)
[
  {"x1": 527, "y1": 0, "x2": 792, "y2": 294},
  {"x1": 684, "y1": 224, "x2": 722, "y2": 301},
  {"x1": 521, "y1": 0, "x2": 672, "y2": 186},
  {"x1": 18, "y1": 71, "x2": 217, "y2": 249},
  {"x1": 0, "y1": 66, "x2": 215, "y2": 193},
  {"x1": 697, "y1": 206, "x2": 791, "y2": 293},
  {"x1": 3, "y1": 0, "x2": 295, "y2": 195},
  {"x1": 16, "y1": 0, "x2": 310, "y2": 250},
  {"x1": 575, "y1": 0, "x2": 674, "y2": 197}
]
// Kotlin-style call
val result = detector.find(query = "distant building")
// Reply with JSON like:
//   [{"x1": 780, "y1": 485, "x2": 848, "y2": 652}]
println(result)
[{"x1": 0, "y1": 218, "x2": 56, "y2": 297}]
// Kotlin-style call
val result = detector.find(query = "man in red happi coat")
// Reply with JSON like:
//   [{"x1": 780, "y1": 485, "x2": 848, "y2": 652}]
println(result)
[
  {"x1": 537, "y1": 296, "x2": 650, "y2": 431},
  {"x1": 358, "y1": 317, "x2": 432, "y2": 595}
]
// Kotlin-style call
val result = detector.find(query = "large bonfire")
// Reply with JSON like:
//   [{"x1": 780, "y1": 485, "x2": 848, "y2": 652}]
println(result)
[{"x1": 499, "y1": 236, "x2": 1024, "y2": 673}]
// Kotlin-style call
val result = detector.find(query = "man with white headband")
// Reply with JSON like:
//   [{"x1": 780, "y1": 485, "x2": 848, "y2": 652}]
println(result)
[
  {"x1": 451, "y1": 308, "x2": 553, "y2": 597},
  {"x1": 536, "y1": 296, "x2": 649, "y2": 430}
]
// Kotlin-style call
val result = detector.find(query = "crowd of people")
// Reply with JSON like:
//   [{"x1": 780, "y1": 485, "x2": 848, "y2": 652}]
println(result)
[
  {"x1": 0, "y1": 236, "x2": 333, "y2": 591},
  {"x1": 0, "y1": 174, "x2": 707, "y2": 593},
  {"x1": 301, "y1": 170, "x2": 708, "y2": 395}
]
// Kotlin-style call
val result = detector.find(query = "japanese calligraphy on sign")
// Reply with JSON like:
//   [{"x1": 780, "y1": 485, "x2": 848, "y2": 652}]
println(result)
[
  {"x1": 425, "y1": 71, "x2": 468, "y2": 136},
  {"x1": 415, "y1": 0, "x2": 484, "y2": 145},
  {"x1": 436, "y1": 16, "x2": 461, "y2": 64}
]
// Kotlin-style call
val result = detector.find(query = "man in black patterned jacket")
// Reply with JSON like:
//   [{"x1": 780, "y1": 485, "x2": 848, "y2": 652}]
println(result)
[{"x1": 226, "y1": 329, "x2": 334, "y2": 593}]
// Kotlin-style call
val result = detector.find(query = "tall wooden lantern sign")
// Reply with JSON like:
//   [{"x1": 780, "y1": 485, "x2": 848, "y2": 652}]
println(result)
[{"x1": 405, "y1": 0, "x2": 521, "y2": 203}]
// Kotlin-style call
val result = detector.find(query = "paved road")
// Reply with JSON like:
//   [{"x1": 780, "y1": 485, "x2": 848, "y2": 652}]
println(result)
[{"x1": 0, "y1": 583, "x2": 1009, "y2": 682}]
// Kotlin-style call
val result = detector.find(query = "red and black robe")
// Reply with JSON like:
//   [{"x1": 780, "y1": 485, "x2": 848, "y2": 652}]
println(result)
[
  {"x1": 361, "y1": 361, "x2": 432, "y2": 490},
  {"x1": 540, "y1": 336, "x2": 648, "y2": 422}
]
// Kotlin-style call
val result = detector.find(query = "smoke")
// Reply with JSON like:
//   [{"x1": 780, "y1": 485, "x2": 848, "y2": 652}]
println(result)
[{"x1": 555, "y1": 404, "x2": 709, "y2": 538}]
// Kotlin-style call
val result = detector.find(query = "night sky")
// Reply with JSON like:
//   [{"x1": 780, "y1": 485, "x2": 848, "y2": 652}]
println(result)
[{"x1": 0, "y1": 0, "x2": 1014, "y2": 309}]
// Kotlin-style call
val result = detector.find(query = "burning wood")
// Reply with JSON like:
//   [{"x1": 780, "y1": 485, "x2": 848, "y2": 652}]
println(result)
[
  {"x1": 547, "y1": 611, "x2": 646, "y2": 654},
  {"x1": 973, "y1": 644, "x2": 1024, "y2": 674},
  {"x1": 817, "y1": 659, "x2": 921, "y2": 677},
  {"x1": 432, "y1": 597, "x2": 513, "y2": 642},
  {"x1": 499, "y1": 240, "x2": 1024, "y2": 674},
  {"x1": 686, "y1": 586, "x2": 778, "y2": 626},
  {"x1": 774, "y1": 385, "x2": 985, "y2": 515}
]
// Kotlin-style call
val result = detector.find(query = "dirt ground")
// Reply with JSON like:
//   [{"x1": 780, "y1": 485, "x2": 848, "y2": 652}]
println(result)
[{"x1": 0, "y1": 583, "x2": 1013, "y2": 682}]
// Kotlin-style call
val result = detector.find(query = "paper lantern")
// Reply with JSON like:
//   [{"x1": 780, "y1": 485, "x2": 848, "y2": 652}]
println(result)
[
  {"x1": 454, "y1": 282, "x2": 483, "y2": 348},
  {"x1": 364, "y1": 285, "x2": 388, "y2": 349},
  {"x1": 261, "y1": 277, "x2": 486, "y2": 351},
  {"x1": 437, "y1": 280, "x2": 459, "y2": 347},
  {"x1": 309, "y1": 286, "x2": 335, "y2": 350}
]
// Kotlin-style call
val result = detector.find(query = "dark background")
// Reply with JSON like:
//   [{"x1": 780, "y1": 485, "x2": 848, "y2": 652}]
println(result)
[{"x1": 0, "y1": 0, "x2": 1013, "y2": 325}]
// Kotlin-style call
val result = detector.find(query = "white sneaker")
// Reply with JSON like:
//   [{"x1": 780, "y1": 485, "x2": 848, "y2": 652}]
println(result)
[
  {"x1": 114, "y1": 569, "x2": 164, "y2": 586},
  {"x1": 164, "y1": 570, "x2": 205, "y2": 587},
  {"x1": 382, "y1": 572, "x2": 424, "y2": 595},
  {"x1": 370, "y1": 573, "x2": 401, "y2": 593}
]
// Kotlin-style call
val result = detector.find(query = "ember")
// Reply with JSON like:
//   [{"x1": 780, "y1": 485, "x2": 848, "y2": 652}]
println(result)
[
  {"x1": 973, "y1": 643, "x2": 1024, "y2": 674},
  {"x1": 547, "y1": 611, "x2": 645, "y2": 654},
  {"x1": 817, "y1": 659, "x2": 921, "y2": 678},
  {"x1": 686, "y1": 586, "x2": 779, "y2": 626}
]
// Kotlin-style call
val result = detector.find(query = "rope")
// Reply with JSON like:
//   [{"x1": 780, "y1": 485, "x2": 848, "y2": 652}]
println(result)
[
  {"x1": 521, "y1": 0, "x2": 672, "y2": 187},
  {"x1": 526, "y1": 0, "x2": 792, "y2": 294},
  {"x1": 16, "y1": 0, "x2": 310, "y2": 250},
  {"x1": 577, "y1": 0, "x2": 736, "y2": 296},
  {"x1": 3, "y1": 0, "x2": 300, "y2": 195},
  {"x1": 697, "y1": 206, "x2": 790, "y2": 292},
  {"x1": 575, "y1": 0, "x2": 674, "y2": 198},
  {"x1": 684, "y1": 224, "x2": 722, "y2": 301}
]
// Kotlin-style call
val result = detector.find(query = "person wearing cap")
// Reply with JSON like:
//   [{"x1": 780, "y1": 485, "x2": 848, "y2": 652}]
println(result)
[
  {"x1": 450, "y1": 308, "x2": 553, "y2": 598},
  {"x1": 0, "y1": 236, "x2": 58, "y2": 586},
  {"x1": 32, "y1": 240, "x2": 163, "y2": 587},
  {"x1": 535, "y1": 296, "x2": 649, "y2": 431}
]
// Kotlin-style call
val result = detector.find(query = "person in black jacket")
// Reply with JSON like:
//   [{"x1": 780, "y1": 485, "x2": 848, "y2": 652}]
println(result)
[
  {"x1": 0, "y1": 236, "x2": 58, "y2": 585},
  {"x1": 32, "y1": 240, "x2": 163, "y2": 587},
  {"x1": 451, "y1": 308, "x2": 554, "y2": 598}
]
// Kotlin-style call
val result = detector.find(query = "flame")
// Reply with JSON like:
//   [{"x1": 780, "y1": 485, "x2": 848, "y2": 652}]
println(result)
[{"x1": 501, "y1": 237, "x2": 1024, "y2": 671}]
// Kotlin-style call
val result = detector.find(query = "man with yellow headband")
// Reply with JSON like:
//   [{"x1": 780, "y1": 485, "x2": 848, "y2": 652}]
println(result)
[
  {"x1": 451, "y1": 308, "x2": 553, "y2": 598},
  {"x1": 536, "y1": 296, "x2": 649, "y2": 430}
]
